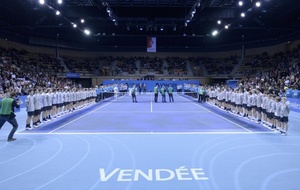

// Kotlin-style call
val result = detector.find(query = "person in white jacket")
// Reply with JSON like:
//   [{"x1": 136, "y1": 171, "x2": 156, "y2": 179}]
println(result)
[{"x1": 280, "y1": 97, "x2": 290, "y2": 135}]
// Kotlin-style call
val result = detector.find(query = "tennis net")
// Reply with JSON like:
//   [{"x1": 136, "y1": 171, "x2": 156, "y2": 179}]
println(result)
[{"x1": 96, "y1": 91, "x2": 202, "y2": 103}]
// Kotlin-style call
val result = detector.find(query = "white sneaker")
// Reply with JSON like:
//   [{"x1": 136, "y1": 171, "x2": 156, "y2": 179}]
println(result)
[{"x1": 26, "y1": 127, "x2": 34, "y2": 130}]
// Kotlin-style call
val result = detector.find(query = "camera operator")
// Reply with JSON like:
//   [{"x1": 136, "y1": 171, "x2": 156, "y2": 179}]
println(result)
[{"x1": 0, "y1": 92, "x2": 21, "y2": 142}]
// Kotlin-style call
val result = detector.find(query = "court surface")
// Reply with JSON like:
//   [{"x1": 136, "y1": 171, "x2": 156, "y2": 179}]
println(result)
[{"x1": 0, "y1": 93, "x2": 299, "y2": 190}]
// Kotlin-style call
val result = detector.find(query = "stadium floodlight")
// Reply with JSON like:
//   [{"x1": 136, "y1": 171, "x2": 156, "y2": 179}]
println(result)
[
  {"x1": 84, "y1": 29, "x2": 91, "y2": 35},
  {"x1": 39, "y1": 0, "x2": 45, "y2": 5}
]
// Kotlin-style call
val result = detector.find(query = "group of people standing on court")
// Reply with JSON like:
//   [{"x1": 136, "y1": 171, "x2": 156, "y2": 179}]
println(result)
[
  {"x1": 24, "y1": 88, "x2": 97, "y2": 131},
  {"x1": 154, "y1": 84, "x2": 174, "y2": 103},
  {"x1": 204, "y1": 85, "x2": 291, "y2": 135}
]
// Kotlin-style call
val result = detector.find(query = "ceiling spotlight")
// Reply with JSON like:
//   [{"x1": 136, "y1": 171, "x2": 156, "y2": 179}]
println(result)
[
  {"x1": 225, "y1": 25, "x2": 229, "y2": 29},
  {"x1": 81, "y1": 19, "x2": 85, "y2": 23},
  {"x1": 238, "y1": 1, "x2": 243, "y2": 6},
  {"x1": 106, "y1": 7, "x2": 111, "y2": 13},
  {"x1": 84, "y1": 29, "x2": 90, "y2": 35},
  {"x1": 255, "y1": 2, "x2": 261, "y2": 7},
  {"x1": 160, "y1": 27, "x2": 164, "y2": 31},
  {"x1": 217, "y1": 20, "x2": 221, "y2": 24},
  {"x1": 72, "y1": 23, "x2": 77, "y2": 28},
  {"x1": 55, "y1": 10, "x2": 60, "y2": 16},
  {"x1": 212, "y1": 30, "x2": 218, "y2": 36},
  {"x1": 39, "y1": 0, "x2": 45, "y2": 5},
  {"x1": 241, "y1": 12, "x2": 246, "y2": 17},
  {"x1": 191, "y1": 8, "x2": 196, "y2": 14},
  {"x1": 57, "y1": 0, "x2": 62, "y2": 4}
]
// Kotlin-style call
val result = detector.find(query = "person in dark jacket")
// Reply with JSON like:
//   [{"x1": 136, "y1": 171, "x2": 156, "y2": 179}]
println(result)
[{"x1": 0, "y1": 92, "x2": 21, "y2": 142}]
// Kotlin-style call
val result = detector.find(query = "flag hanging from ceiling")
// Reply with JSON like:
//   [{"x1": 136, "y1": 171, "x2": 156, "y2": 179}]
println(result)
[{"x1": 147, "y1": 37, "x2": 156, "y2": 52}]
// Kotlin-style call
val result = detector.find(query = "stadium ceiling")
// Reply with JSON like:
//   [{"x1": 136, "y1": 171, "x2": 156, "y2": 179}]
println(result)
[{"x1": 0, "y1": 0, "x2": 299, "y2": 52}]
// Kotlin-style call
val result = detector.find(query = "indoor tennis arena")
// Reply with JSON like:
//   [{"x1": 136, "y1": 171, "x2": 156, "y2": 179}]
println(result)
[{"x1": 0, "y1": 0, "x2": 300, "y2": 190}]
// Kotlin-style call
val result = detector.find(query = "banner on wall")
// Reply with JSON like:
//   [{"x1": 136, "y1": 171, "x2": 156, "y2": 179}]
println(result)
[
  {"x1": 147, "y1": 37, "x2": 156, "y2": 52},
  {"x1": 287, "y1": 97, "x2": 300, "y2": 113}
]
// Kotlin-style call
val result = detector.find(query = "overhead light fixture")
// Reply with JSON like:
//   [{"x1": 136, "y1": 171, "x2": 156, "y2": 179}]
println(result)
[
  {"x1": 241, "y1": 12, "x2": 246, "y2": 17},
  {"x1": 255, "y1": 2, "x2": 261, "y2": 7},
  {"x1": 191, "y1": 8, "x2": 196, "y2": 14},
  {"x1": 39, "y1": 0, "x2": 45, "y2": 5},
  {"x1": 72, "y1": 23, "x2": 77, "y2": 28},
  {"x1": 81, "y1": 19, "x2": 85, "y2": 23},
  {"x1": 55, "y1": 10, "x2": 60, "y2": 16},
  {"x1": 84, "y1": 29, "x2": 90, "y2": 35},
  {"x1": 238, "y1": 1, "x2": 243, "y2": 6},
  {"x1": 225, "y1": 25, "x2": 229, "y2": 29},
  {"x1": 217, "y1": 20, "x2": 221, "y2": 24},
  {"x1": 57, "y1": 0, "x2": 62, "y2": 4},
  {"x1": 212, "y1": 30, "x2": 218, "y2": 36}
]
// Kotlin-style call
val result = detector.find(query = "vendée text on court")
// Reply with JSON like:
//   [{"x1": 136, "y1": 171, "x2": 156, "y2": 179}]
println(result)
[{"x1": 99, "y1": 166, "x2": 209, "y2": 182}]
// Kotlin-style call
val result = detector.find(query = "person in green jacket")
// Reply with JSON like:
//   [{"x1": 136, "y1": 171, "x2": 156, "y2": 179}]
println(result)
[
  {"x1": 0, "y1": 92, "x2": 21, "y2": 142},
  {"x1": 160, "y1": 85, "x2": 167, "y2": 103},
  {"x1": 131, "y1": 85, "x2": 138, "y2": 103},
  {"x1": 168, "y1": 85, "x2": 174, "y2": 102}
]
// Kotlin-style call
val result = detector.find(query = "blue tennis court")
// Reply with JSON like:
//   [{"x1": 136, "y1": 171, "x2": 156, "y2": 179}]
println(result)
[{"x1": 1, "y1": 93, "x2": 300, "y2": 190}]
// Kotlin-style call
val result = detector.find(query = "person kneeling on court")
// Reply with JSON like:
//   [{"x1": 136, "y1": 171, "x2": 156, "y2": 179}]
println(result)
[{"x1": 0, "y1": 92, "x2": 21, "y2": 142}]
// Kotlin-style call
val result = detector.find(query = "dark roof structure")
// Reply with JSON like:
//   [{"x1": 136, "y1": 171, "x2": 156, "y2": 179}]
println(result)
[{"x1": 0, "y1": 0, "x2": 299, "y2": 52}]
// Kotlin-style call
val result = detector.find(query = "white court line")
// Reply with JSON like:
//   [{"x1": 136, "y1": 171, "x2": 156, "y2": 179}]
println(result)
[
  {"x1": 48, "y1": 101, "x2": 115, "y2": 133},
  {"x1": 91, "y1": 110, "x2": 210, "y2": 113},
  {"x1": 19, "y1": 131, "x2": 275, "y2": 135},
  {"x1": 177, "y1": 95, "x2": 253, "y2": 133}
]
